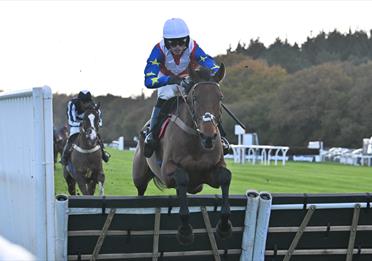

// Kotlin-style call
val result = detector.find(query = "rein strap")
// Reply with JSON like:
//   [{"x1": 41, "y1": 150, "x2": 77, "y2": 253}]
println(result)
[
  {"x1": 73, "y1": 144, "x2": 101, "y2": 154},
  {"x1": 170, "y1": 114, "x2": 198, "y2": 136}
]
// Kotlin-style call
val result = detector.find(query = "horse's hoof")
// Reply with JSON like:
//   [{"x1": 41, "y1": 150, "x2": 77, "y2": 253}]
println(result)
[
  {"x1": 216, "y1": 219, "x2": 232, "y2": 239},
  {"x1": 176, "y1": 224, "x2": 194, "y2": 245}
]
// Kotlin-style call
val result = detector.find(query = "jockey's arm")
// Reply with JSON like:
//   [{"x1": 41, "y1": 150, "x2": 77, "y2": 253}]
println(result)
[
  {"x1": 67, "y1": 101, "x2": 80, "y2": 127},
  {"x1": 193, "y1": 45, "x2": 220, "y2": 75},
  {"x1": 144, "y1": 45, "x2": 171, "y2": 89}
]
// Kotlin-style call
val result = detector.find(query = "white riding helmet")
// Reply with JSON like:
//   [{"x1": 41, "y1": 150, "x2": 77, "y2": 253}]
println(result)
[{"x1": 163, "y1": 18, "x2": 190, "y2": 39}]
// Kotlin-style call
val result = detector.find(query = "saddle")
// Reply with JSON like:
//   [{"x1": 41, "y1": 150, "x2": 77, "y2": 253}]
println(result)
[{"x1": 143, "y1": 96, "x2": 181, "y2": 139}]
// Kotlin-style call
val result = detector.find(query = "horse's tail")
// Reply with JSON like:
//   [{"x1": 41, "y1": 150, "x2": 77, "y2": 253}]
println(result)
[{"x1": 153, "y1": 176, "x2": 166, "y2": 191}]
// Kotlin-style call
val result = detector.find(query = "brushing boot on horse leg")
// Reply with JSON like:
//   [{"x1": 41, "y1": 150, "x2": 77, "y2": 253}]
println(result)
[
  {"x1": 173, "y1": 167, "x2": 194, "y2": 245},
  {"x1": 60, "y1": 134, "x2": 78, "y2": 165},
  {"x1": 218, "y1": 122, "x2": 230, "y2": 155},
  {"x1": 97, "y1": 133, "x2": 111, "y2": 162}
]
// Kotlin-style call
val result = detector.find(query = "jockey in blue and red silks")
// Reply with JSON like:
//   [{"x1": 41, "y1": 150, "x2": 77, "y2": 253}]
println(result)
[
  {"x1": 60, "y1": 90, "x2": 111, "y2": 165},
  {"x1": 143, "y1": 17, "x2": 230, "y2": 158}
]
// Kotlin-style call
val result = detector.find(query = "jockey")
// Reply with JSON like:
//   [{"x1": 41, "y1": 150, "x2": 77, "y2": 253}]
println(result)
[
  {"x1": 60, "y1": 90, "x2": 110, "y2": 165},
  {"x1": 143, "y1": 17, "x2": 230, "y2": 158}
]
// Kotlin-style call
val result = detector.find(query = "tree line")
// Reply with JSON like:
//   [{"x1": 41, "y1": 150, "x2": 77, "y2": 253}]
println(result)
[
  {"x1": 232, "y1": 29, "x2": 372, "y2": 73},
  {"x1": 53, "y1": 29, "x2": 372, "y2": 149}
]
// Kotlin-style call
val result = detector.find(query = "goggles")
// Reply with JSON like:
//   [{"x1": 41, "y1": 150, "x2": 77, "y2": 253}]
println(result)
[{"x1": 165, "y1": 37, "x2": 188, "y2": 48}]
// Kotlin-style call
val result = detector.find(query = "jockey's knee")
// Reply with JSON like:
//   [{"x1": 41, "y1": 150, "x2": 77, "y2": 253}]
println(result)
[{"x1": 156, "y1": 98, "x2": 167, "y2": 107}]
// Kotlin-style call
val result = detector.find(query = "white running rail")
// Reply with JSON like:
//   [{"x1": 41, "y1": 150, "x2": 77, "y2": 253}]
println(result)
[{"x1": 0, "y1": 87, "x2": 55, "y2": 259}]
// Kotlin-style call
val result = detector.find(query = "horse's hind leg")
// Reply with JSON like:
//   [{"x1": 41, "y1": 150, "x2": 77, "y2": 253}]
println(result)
[
  {"x1": 63, "y1": 167, "x2": 76, "y2": 195},
  {"x1": 132, "y1": 144, "x2": 152, "y2": 196},
  {"x1": 173, "y1": 167, "x2": 194, "y2": 245}
]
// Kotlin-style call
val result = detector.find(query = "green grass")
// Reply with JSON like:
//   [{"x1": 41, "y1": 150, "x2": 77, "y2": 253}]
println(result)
[{"x1": 54, "y1": 148, "x2": 372, "y2": 196}]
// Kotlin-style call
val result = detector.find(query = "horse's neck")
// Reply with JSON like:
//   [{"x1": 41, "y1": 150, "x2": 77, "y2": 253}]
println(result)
[
  {"x1": 75, "y1": 134, "x2": 94, "y2": 149},
  {"x1": 177, "y1": 101, "x2": 194, "y2": 126}
]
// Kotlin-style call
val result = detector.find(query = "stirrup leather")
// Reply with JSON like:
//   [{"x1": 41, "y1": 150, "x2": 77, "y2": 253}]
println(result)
[{"x1": 221, "y1": 137, "x2": 230, "y2": 155}]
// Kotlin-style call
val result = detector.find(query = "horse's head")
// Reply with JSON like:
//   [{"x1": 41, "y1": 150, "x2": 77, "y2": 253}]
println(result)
[
  {"x1": 187, "y1": 64, "x2": 225, "y2": 150},
  {"x1": 80, "y1": 105, "x2": 100, "y2": 147}
]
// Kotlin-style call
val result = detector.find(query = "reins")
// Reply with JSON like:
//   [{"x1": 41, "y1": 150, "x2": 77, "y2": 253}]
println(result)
[
  {"x1": 176, "y1": 85, "x2": 199, "y2": 132},
  {"x1": 175, "y1": 82, "x2": 221, "y2": 136}
]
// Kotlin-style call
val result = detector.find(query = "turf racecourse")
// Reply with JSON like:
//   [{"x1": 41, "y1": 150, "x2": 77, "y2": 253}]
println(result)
[{"x1": 54, "y1": 148, "x2": 372, "y2": 196}]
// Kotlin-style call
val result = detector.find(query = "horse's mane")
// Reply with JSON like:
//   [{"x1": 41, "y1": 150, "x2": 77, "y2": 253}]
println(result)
[
  {"x1": 190, "y1": 66, "x2": 214, "y2": 83},
  {"x1": 195, "y1": 67, "x2": 212, "y2": 81}
]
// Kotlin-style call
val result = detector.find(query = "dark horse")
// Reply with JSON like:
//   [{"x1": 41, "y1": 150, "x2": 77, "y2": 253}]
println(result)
[
  {"x1": 63, "y1": 105, "x2": 105, "y2": 195},
  {"x1": 133, "y1": 64, "x2": 232, "y2": 245},
  {"x1": 53, "y1": 125, "x2": 68, "y2": 166}
]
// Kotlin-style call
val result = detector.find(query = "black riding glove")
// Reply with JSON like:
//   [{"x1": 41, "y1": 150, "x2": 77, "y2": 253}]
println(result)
[
  {"x1": 168, "y1": 75, "x2": 182, "y2": 85},
  {"x1": 180, "y1": 76, "x2": 194, "y2": 94}
]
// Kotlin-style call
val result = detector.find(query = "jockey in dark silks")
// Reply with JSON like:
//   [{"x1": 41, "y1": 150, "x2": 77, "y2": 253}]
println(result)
[
  {"x1": 143, "y1": 17, "x2": 230, "y2": 158},
  {"x1": 60, "y1": 90, "x2": 110, "y2": 165}
]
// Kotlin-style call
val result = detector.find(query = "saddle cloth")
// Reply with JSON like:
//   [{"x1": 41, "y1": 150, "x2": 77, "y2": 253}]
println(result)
[{"x1": 158, "y1": 117, "x2": 171, "y2": 139}]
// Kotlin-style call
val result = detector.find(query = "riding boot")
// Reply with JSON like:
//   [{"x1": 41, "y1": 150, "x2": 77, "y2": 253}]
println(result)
[
  {"x1": 60, "y1": 135, "x2": 75, "y2": 165},
  {"x1": 144, "y1": 106, "x2": 161, "y2": 158},
  {"x1": 218, "y1": 123, "x2": 230, "y2": 155},
  {"x1": 101, "y1": 148, "x2": 110, "y2": 163},
  {"x1": 97, "y1": 134, "x2": 111, "y2": 163}
]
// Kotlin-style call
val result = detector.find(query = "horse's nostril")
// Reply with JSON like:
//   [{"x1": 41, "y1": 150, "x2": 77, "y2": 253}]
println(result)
[{"x1": 205, "y1": 137, "x2": 213, "y2": 147}]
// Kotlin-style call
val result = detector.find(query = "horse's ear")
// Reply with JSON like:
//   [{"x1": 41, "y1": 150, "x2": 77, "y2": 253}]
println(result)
[{"x1": 213, "y1": 63, "x2": 225, "y2": 83}]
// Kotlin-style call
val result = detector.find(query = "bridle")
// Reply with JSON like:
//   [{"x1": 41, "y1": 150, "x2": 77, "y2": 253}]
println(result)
[
  {"x1": 79, "y1": 110, "x2": 100, "y2": 148},
  {"x1": 178, "y1": 81, "x2": 222, "y2": 136}
]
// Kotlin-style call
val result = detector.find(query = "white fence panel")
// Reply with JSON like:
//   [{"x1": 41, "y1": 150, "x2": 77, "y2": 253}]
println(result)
[{"x1": 0, "y1": 87, "x2": 55, "y2": 260}]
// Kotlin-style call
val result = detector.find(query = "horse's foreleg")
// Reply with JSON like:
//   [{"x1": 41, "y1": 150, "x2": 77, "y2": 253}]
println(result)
[
  {"x1": 214, "y1": 167, "x2": 232, "y2": 239},
  {"x1": 63, "y1": 167, "x2": 76, "y2": 195},
  {"x1": 88, "y1": 180, "x2": 96, "y2": 195},
  {"x1": 97, "y1": 171, "x2": 105, "y2": 196},
  {"x1": 173, "y1": 167, "x2": 194, "y2": 245},
  {"x1": 75, "y1": 174, "x2": 89, "y2": 195}
]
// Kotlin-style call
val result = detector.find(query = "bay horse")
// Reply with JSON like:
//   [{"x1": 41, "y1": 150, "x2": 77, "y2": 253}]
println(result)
[
  {"x1": 53, "y1": 125, "x2": 68, "y2": 166},
  {"x1": 132, "y1": 64, "x2": 232, "y2": 245},
  {"x1": 63, "y1": 105, "x2": 105, "y2": 195}
]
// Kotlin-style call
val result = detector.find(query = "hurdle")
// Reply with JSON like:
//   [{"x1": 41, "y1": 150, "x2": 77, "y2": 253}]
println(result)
[{"x1": 53, "y1": 193, "x2": 372, "y2": 261}]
